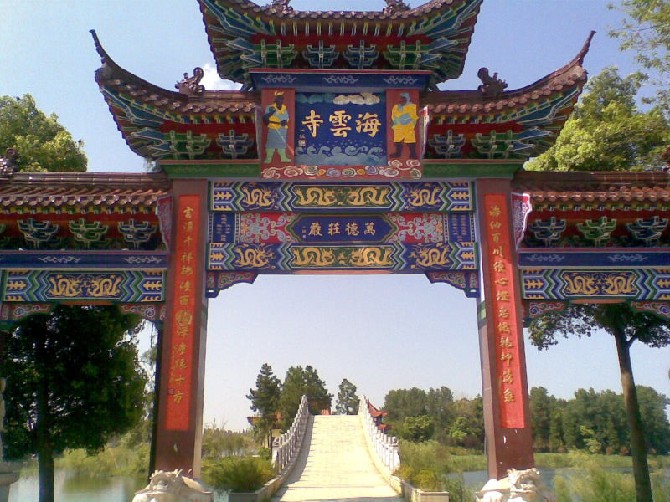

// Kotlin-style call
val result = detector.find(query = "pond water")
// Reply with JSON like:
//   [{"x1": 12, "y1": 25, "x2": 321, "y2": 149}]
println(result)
[
  {"x1": 8, "y1": 470, "x2": 231, "y2": 502},
  {"x1": 9, "y1": 470, "x2": 146, "y2": 502}
]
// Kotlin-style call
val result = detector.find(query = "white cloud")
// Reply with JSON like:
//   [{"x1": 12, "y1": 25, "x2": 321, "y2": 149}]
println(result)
[
  {"x1": 201, "y1": 63, "x2": 241, "y2": 91},
  {"x1": 333, "y1": 92, "x2": 380, "y2": 106}
]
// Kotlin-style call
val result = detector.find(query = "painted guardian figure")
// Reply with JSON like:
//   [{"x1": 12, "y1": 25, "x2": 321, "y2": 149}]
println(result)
[
  {"x1": 390, "y1": 92, "x2": 419, "y2": 159},
  {"x1": 263, "y1": 91, "x2": 290, "y2": 163}
]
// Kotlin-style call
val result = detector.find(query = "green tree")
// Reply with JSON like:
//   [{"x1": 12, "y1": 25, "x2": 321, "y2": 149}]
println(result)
[
  {"x1": 384, "y1": 387, "x2": 428, "y2": 423},
  {"x1": 0, "y1": 95, "x2": 87, "y2": 172},
  {"x1": 636, "y1": 386, "x2": 670, "y2": 454},
  {"x1": 278, "y1": 365, "x2": 331, "y2": 429},
  {"x1": 529, "y1": 304, "x2": 670, "y2": 502},
  {"x1": 448, "y1": 396, "x2": 485, "y2": 450},
  {"x1": 530, "y1": 387, "x2": 554, "y2": 452},
  {"x1": 610, "y1": 0, "x2": 670, "y2": 117},
  {"x1": 335, "y1": 378, "x2": 360, "y2": 415},
  {"x1": 0, "y1": 306, "x2": 147, "y2": 502},
  {"x1": 399, "y1": 415, "x2": 435, "y2": 443},
  {"x1": 425, "y1": 387, "x2": 454, "y2": 442},
  {"x1": 0, "y1": 95, "x2": 147, "y2": 502},
  {"x1": 526, "y1": 67, "x2": 669, "y2": 172},
  {"x1": 246, "y1": 363, "x2": 281, "y2": 447}
]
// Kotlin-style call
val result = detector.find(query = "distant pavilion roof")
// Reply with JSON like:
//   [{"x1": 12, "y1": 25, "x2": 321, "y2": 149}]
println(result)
[{"x1": 197, "y1": 0, "x2": 482, "y2": 87}]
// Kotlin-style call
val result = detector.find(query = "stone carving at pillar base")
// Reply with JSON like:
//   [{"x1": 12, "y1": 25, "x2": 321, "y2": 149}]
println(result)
[
  {"x1": 132, "y1": 470, "x2": 213, "y2": 502},
  {"x1": 476, "y1": 468, "x2": 555, "y2": 502}
]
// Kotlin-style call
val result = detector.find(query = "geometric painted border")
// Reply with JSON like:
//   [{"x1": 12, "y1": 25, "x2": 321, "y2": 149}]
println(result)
[
  {"x1": 521, "y1": 268, "x2": 670, "y2": 300},
  {"x1": 211, "y1": 181, "x2": 474, "y2": 212},
  {"x1": 2, "y1": 269, "x2": 164, "y2": 303}
]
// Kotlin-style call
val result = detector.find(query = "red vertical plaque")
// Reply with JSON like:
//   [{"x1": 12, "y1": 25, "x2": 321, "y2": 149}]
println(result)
[
  {"x1": 483, "y1": 193, "x2": 525, "y2": 428},
  {"x1": 165, "y1": 194, "x2": 201, "y2": 430}
]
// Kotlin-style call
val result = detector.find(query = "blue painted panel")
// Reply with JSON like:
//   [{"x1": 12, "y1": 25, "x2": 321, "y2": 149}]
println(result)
[
  {"x1": 210, "y1": 213, "x2": 236, "y2": 243},
  {"x1": 518, "y1": 249, "x2": 670, "y2": 268},
  {"x1": 0, "y1": 251, "x2": 169, "y2": 269},
  {"x1": 295, "y1": 93, "x2": 387, "y2": 166},
  {"x1": 290, "y1": 215, "x2": 392, "y2": 244}
]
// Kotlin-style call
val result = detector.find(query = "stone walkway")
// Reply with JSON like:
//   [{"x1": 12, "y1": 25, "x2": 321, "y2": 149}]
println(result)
[{"x1": 273, "y1": 415, "x2": 403, "y2": 501}]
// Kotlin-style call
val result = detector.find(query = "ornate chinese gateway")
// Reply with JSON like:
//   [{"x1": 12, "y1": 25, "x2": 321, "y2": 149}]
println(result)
[{"x1": 1, "y1": 0, "x2": 669, "y2": 485}]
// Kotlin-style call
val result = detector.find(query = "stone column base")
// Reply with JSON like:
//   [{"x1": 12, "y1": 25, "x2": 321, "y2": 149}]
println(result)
[{"x1": 476, "y1": 468, "x2": 555, "y2": 502}]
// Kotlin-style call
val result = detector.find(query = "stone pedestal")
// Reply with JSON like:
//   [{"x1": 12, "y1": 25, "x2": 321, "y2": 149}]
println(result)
[{"x1": 0, "y1": 463, "x2": 20, "y2": 502}]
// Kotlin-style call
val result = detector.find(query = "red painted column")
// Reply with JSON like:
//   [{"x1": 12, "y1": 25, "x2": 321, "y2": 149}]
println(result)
[
  {"x1": 476, "y1": 178, "x2": 533, "y2": 480},
  {"x1": 153, "y1": 179, "x2": 209, "y2": 476}
]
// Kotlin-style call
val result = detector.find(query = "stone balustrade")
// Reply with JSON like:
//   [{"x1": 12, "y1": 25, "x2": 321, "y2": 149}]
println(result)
[
  {"x1": 272, "y1": 394, "x2": 310, "y2": 474},
  {"x1": 359, "y1": 397, "x2": 400, "y2": 477}
]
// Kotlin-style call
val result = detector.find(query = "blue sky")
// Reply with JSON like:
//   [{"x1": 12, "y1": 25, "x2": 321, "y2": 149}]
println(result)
[{"x1": 2, "y1": 0, "x2": 669, "y2": 431}]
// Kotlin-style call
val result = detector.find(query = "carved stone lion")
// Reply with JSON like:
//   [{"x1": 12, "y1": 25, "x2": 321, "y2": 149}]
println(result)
[
  {"x1": 132, "y1": 469, "x2": 213, "y2": 502},
  {"x1": 476, "y1": 468, "x2": 555, "y2": 502}
]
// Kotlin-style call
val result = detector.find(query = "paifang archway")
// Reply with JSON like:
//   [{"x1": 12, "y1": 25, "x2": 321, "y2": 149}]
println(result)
[{"x1": 2, "y1": 0, "x2": 670, "y2": 483}]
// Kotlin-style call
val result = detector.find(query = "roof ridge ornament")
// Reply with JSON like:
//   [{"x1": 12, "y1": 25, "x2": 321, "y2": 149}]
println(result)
[
  {"x1": 176, "y1": 68, "x2": 205, "y2": 96},
  {"x1": 0, "y1": 148, "x2": 18, "y2": 178},
  {"x1": 477, "y1": 67, "x2": 508, "y2": 99},
  {"x1": 269, "y1": 0, "x2": 294, "y2": 14},
  {"x1": 383, "y1": 0, "x2": 410, "y2": 15}
]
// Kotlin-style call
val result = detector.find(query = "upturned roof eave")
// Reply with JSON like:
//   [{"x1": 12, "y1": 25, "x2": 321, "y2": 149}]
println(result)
[
  {"x1": 422, "y1": 31, "x2": 594, "y2": 114},
  {"x1": 199, "y1": 0, "x2": 475, "y2": 21},
  {"x1": 91, "y1": 30, "x2": 256, "y2": 109},
  {"x1": 198, "y1": 0, "x2": 481, "y2": 85}
]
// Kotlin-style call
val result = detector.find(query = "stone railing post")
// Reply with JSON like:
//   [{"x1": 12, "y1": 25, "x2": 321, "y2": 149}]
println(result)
[
  {"x1": 359, "y1": 397, "x2": 400, "y2": 477},
  {"x1": 272, "y1": 395, "x2": 310, "y2": 475}
]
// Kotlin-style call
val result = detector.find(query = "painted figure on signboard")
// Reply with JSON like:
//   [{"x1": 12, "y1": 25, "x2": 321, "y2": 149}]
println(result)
[
  {"x1": 390, "y1": 92, "x2": 418, "y2": 159},
  {"x1": 263, "y1": 91, "x2": 290, "y2": 163}
]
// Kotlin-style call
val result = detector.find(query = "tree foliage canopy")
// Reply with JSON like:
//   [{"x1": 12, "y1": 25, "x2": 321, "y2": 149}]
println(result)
[
  {"x1": 1, "y1": 306, "x2": 147, "y2": 460},
  {"x1": 610, "y1": 0, "x2": 670, "y2": 117},
  {"x1": 528, "y1": 303, "x2": 670, "y2": 351},
  {"x1": 0, "y1": 94, "x2": 87, "y2": 172},
  {"x1": 335, "y1": 378, "x2": 360, "y2": 415},
  {"x1": 526, "y1": 67, "x2": 669, "y2": 172}
]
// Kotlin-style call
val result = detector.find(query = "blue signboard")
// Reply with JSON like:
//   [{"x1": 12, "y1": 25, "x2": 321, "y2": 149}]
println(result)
[
  {"x1": 295, "y1": 92, "x2": 387, "y2": 166},
  {"x1": 289, "y1": 215, "x2": 392, "y2": 244}
]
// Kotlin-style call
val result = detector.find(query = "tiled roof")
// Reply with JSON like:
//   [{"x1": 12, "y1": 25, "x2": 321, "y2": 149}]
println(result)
[
  {"x1": 424, "y1": 32, "x2": 592, "y2": 116},
  {"x1": 202, "y1": 0, "x2": 474, "y2": 20},
  {"x1": 0, "y1": 172, "x2": 169, "y2": 209},
  {"x1": 198, "y1": 0, "x2": 481, "y2": 85},
  {"x1": 92, "y1": 32, "x2": 256, "y2": 116},
  {"x1": 513, "y1": 170, "x2": 670, "y2": 203}
]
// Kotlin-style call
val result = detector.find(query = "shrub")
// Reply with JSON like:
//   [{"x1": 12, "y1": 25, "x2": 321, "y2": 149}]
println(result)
[{"x1": 203, "y1": 456, "x2": 274, "y2": 493}]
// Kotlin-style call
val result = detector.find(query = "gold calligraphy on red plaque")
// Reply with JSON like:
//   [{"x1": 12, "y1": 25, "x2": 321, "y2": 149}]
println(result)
[
  {"x1": 484, "y1": 193, "x2": 525, "y2": 428},
  {"x1": 165, "y1": 194, "x2": 201, "y2": 431}
]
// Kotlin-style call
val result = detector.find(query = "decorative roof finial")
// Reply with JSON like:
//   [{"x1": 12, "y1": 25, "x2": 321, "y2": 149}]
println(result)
[
  {"x1": 383, "y1": 0, "x2": 410, "y2": 15},
  {"x1": 269, "y1": 0, "x2": 294, "y2": 14},
  {"x1": 477, "y1": 68, "x2": 508, "y2": 99},
  {"x1": 176, "y1": 68, "x2": 205, "y2": 96},
  {"x1": 0, "y1": 148, "x2": 18, "y2": 177}
]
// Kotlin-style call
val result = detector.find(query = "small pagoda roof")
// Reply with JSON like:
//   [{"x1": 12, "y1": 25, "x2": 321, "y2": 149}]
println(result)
[{"x1": 197, "y1": 0, "x2": 482, "y2": 87}]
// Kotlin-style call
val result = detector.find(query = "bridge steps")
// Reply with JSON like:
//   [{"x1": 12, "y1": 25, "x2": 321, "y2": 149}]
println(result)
[{"x1": 273, "y1": 414, "x2": 403, "y2": 501}]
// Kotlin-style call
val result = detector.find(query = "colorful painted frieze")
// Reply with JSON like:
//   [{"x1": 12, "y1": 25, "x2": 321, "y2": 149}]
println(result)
[
  {"x1": 2, "y1": 270, "x2": 164, "y2": 302},
  {"x1": 210, "y1": 181, "x2": 474, "y2": 212}
]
